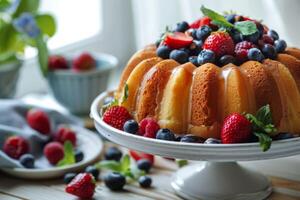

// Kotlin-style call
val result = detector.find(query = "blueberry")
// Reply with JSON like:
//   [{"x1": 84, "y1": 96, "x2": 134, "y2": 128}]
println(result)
[
  {"x1": 180, "y1": 48, "x2": 191, "y2": 55},
  {"x1": 248, "y1": 48, "x2": 265, "y2": 62},
  {"x1": 261, "y1": 44, "x2": 277, "y2": 59},
  {"x1": 137, "y1": 159, "x2": 152, "y2": 173},
  {"x1": 74, "y1": 149, "x2": 84, "y2": 163},
  {"x1": 226, "y1": 14, "x2": 236, "y2": 24},
  {"x1": 175, "y1": 21, "x2": 189, "y2": 32},
  {"x1": 105, "y1": 147, "x2": 123, "y2": 161},
  {"x1": 268, "y1": 30, "x2": 279, "y2": 40},
  {"x1": 189, "y1": 56, "x2": 199, "y2": 66},
  {"x1": 191, "y1": 29, "x2": 198, "y2": 39},
  {"x1": 138, "y1": 176, "x2": 152, "y2": 188},
  {"x1": 156, "y1": 45, "x2": 172, "y2": 59},
  {"x1": 63, "y1": 173, "x2": 77, "y2": 184},
  {"x1": 104, "y1": 172, "x2": 126, "y2": 191},
  {"x1": 242, "y1": 31, "x2": 260, "y2": 43},
  {"x1": 274, "y1": 40, "x2": 287, "y2": 53},
  {"x1": 85, "y1": 165, "x2": 100, "y2": 180},
  {"x1": 204, "y1": 138, "x2": 221, "y2": 144},
  {"x1": 156, "y1": 129, "x2": 176, "y2": 141},
  {"x1": 196, "y1": 25, "x2": 212, "y2": 41},
  {"x1": 273, "y1": 133, "x2": 294, "y2": 140},
  {"x1": 180, "y1": 135, "x2": 204, "y2": 143},
  {"x1": 123, "y1": 120, "x2": 139, "y2": 134},
  {"x1": 197, "y1": 50, "x2": 215, "y2": 65},
  {"x1": 229, "y1": 30, "x2": 242, "y2": 43},
  {"x1": 189, "y1": 40, "x2": 203, "y2": 56},
  {"x1": 170, "y1": 50, "x2": 189, "y2": 64},
  {"x1": 19, "y1": 154, "x2": 35, "y2": 169},
  {"x1": 219, "y1": 55, "x2": 236, "y2": 66}
]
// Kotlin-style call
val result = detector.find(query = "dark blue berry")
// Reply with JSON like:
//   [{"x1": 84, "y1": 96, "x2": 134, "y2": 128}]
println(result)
[
  {"x1": 175, "y1": 136, "x2": 183, "y2": 141},
  {"x1": 229, "y1": 30, "x2": 242, "y2": 43},
  {"x1": 104, "y1": 172, "x2": 126, "y2": 191},
  {"x1": 138, "y1": 176, "x2": 152, "y2": 188},
  {"x1": 156, "y1": 129, "x2": 175, "y2": 141},
  {"x1": 274, "y1": 40, "x2": 287, "y2": 53},
  {"x1": 196, "y1": 25, "x2": 212, "y2": 41},
  {"x1": 226, "y1": 14, "x2": 236, "y2": 24},
  {"x1": 189, "y1": 40, "x2": 203, "y2": 56},
  {"x1": 170, "y1": 50, "x2": 189, "y2": 64},
  {"x1": 123, "y1": 120, "x2": 139, "y2": 134},
  {"x1": 105, "y1": 146, "x2": 123, "y2": 161},
  {"x1": 175, "y1": 21, "x2": 189, "y2": 32},
  {"x1": 273, "y1": 133, "x2": 294, "y2": 140},
  {"x1": 189, "y1": 56, "x2": 199, "y2": 66},
  {"x1": 85, "y1": 165, "x2": 100, "y2": 180},
  {"x1": 197, "y1": 50, "x2": 215, "y2": 65},
  {"x1": 137, "y1": 159, "x2": 152, "y2": 173},
  {"x1": 74, "y1": 149, "x2": 84, "y2": 163},
  {"x1": 156, "y1": 45, "x2": 171, "y2": 59},
  {"x1": 19, "y1": 154, "x2": 35, "y2": 168},
  {"x1": 261, "y1": 44, "x2": 277, "y2": 59},
  {"x1": 219, "y1": 55, "x2": 236, "y2": 66},
  {"x1": 242, "y1": 31, "x2": 260, "y2": 43},
  {"x1": 204, "y1": 138, "x2": 221, "y2": 144},
  {"x1": 63, "y1": 173, "x2": 77, "y2": 184},
  {"x1": 191, "y1": 29, "x2": 198, "y2": 39},
  {"x1": 248, "y1": 48, "x2": 265, "y2": 62},
  {"x1": 268, "y1": 30, "x2": 279, "y2": 40},
  {"x1": 180, "y1": 135, "x2": 204, "y2": 143},
  {"x1": 180, "y1": 48, "x2": 191, "y2": 55}
]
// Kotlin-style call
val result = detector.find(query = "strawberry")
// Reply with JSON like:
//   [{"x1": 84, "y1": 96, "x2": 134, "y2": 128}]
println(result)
[
  {"x1": 26, "y1": 108, "x2": 51, "y2": 135},
  {"x1": 164, "y1": 32, "x2": 193, "y2": 49},
  {"x1": 221, "y1": 113, "x2": 252, "y2": 144},
  {"x1": 66, "y1": 173, "x2": 96, "y2": 199},
  {"x1": 72, "y1": 52, "x2": 96, "y2": 71},
  {"x1": 3, "y1": 136, "x2": 30, "y2": 159},
  {"x1": 44, "y1": 142, "x2": 64, "y2": 165},
  {"x1": 55, "y1": 126, "x2": 77, "y2": 146},
  {"x1": 138, "y1": 118, "x2": 160, "y2": 138},
  {"x1": 129, "y1": 150, "x2": 154, "y2": 165},
  {"x1": 48, "y1": 55, "x2": 68, "y2": 71},
  {"x1": 234, "y1": 41, "x2": 256, "y2": 63},
  {"x1": 190, "y1": 16, "x2": 217, "y2": 29},
  {"x1": 203, "y1": 32, "x2": 235, "y2": 58},
  {"x1": 103, "y1": 106, "x2": 132, "y2": 130}
]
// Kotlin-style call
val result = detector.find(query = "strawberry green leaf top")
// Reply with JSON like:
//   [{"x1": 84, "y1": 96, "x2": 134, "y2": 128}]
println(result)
[{"x1": 57, "y1": 141, "x2": 75, "y2": 167}]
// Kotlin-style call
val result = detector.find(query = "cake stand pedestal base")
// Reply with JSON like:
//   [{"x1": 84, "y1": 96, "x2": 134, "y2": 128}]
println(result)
[{"x1": 171, "y1": 162, "x2": 272, "y2": 200}]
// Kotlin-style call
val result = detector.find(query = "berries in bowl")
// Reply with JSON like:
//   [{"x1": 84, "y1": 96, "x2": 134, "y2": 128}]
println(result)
[{"x1": 47, "y1": 52, "x2": 118, "y2": 114}]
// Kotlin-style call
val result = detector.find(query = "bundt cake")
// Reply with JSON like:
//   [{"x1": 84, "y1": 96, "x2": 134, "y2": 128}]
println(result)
[{"x1": 114, "y1": 7, "x2": 300, "y2": 139}]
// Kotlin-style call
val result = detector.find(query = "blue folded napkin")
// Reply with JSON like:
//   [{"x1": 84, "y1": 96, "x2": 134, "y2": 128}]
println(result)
[{"x1": 0, "y1": 100, "x2": 82, "y2": 168}]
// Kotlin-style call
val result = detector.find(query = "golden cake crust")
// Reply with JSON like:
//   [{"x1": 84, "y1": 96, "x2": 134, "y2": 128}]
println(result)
[{"x1": 285, "y1": 47, "x2": 300, "y2": 60}]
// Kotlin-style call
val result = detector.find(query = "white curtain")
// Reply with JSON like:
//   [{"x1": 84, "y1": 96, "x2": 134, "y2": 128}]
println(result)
[{"x1": 132, "y1": 0, "x2": 300, "y2": 49}]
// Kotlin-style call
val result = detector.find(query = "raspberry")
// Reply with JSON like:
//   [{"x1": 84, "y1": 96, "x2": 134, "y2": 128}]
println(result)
[
  {"x1": 72, "y1": 53, "x2": 96, "y2": 71},
  {"x1": 66, "y1": 173, "x2": 96, "y2": 199},
  {"x1": 138, "y1": 118, "x2": 160, "y2": 138},
  {"x1": 55, "y1": 126, "x2": 77, "y2": 146},
  {"x1": 48, "y1": 55, "x2": 68, "y2": 71},
  {"x1": 235, "y1": 41, "x2": 255, "y2": 63},
  {"x1": 103, "y1": 106, "x2": 132, "y2": 130},
  {"x1": 3, "y1": 136, "x2": 30, "y2": 159},
  {"x1": 26, "y1": 108, "x2": 51, "y2": 135},
  {"x1": 44, "y1": 142, "x2": 64, "y2": 165}
]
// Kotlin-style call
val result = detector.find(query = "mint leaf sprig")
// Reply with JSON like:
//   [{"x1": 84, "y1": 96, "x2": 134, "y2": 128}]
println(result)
[
  {"x1": 57, "y1": 141, "x2": 75, "y2": 167},
  {"x1": 245, "y1": 104, "x2": 277, "y2": 151}
]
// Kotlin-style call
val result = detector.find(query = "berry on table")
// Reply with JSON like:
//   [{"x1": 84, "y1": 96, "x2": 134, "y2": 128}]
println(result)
[
  {"x1": 274, "y1": 40, "x2": 287, "y2": 53},
  {"x1": 138, "y1": 118, "x2": 160, "y2": 138},
  {"x1": 3, "y1": 136, "x2": 30, "y2": 159},
  {"x1": 165, "y1": 32, "x2": 193, "y2": 49},
  {"x1": 175, "y1": 21, "x2": 189, "y2": 32},
  {"x1": 180, "y1": 135, "x2": 204, "y2": 143},
  {"x1": 74, "y1": 149, "x2": 84, "y2": 163},
  {"x1": 137, "y1": 159, "x2": 152, "y2": 173},
  {"x1": 123, "y1": 119, "x2": 139, "y2": 134},
  {"x1": 55, "y1": 126, "x2": 77, "y2": 146},
  {"x1": 64, "y1": 173, "x2": 77, "y2": 184},
  {"x1": 204, "y1": 138, "x2": 221, "y2": 144},
  {"x1": 196, "y1": 25, "x2": 212, "y2": 41},
  {"x1": 26, "y1": 108, "x2": 51, "y2": 135},
  {"x1": 138, "y1": 176, "x2": 152, "y2": 188},
  {"x1": 234, "y1": 41, "x2": 255, "y2": 63},
  {"x1": 72, "y1": 52, "x2": 96, "y2": 71},
  {"x1": 104, "y1": 172, "x2": 126, "y2": 191},
  {"x1": 85, "y1": 165, "x2": 100, "y2": 180},
  {"x1": 129, "y1": 150, "x2": 154, "y2": 164},
  {"x1": 267, "y1": 29, "x2": 279, "y2": 40},
  {"x1": 19, "y1": 154, "x2": 35, "y2": 168},
  {"x1": 197, "y1": 49, "x2": 215, "y2": 65},
  {"x1": 170, "y1": 49, "x2": 189, "y2": 64},
  {"x1": 48, "y1": 55, "x2": 68, "y2": 71},
  {"x1": 156, "y1": 45, "x2": 172, "y2": 59},
  {"x1": 44, "y1": 142, "x2": 64, "y2": 165},
  {"x1": 219, "y1": 55, "x2": 236, "y2": 66},
  {"x1": 103, "y1": 106, "x2": 132, "y2": 130},
  {"x1": 156, "y1": 129, "x2": 176, "y2": 141},
  {"x1": 104, "y1": 146, "x2": 123, "y2": 162},
  {"x1": 65, "y1": 173, "x2": 96, "y2": 199},
  {"x1": 261, "y1": 44, "x2": 277, "y2": 59},
  {"x1": 247, "y1": 48, "x2": 265, "y2": 62}
]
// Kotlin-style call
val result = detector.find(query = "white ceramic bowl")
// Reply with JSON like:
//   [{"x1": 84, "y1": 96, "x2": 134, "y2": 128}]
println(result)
[{"x1": 48, "y1": 53, "x2": 118, "y2": 115}]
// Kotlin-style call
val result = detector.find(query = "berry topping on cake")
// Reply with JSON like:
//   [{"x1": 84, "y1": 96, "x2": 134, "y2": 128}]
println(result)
[
  {"x1": 196, "y1": 25, "x2": 212, "y2": 41},
  {"x1": 234, "y1": 41, "x2": 256, "y2": 63},
  {"x1": 175, "y1": 21, "x2": 190, "y2": 32},
  {"x1": 203, "y1": 32, "x2": 235, "y2": 57},
  {"x1": 103, "y1": 106, "x2": 132, "y2": 130},
  {"x1": 197, "y1": 49, "x2": 215, "y2": 65},
  {"x1": 247, "y1": 48, "x2": 265, "y2": 62},
  {"x1": 138, "y1": 118, "x2": 160, "y2": 138},
  {"x1": 164, "y1": 32, "x2": 193, "y2": 49}
]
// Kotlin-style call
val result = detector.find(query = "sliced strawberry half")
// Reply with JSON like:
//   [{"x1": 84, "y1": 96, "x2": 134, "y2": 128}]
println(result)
[
  {"x1": 129, "y1": 150, "x2": 154, "y2": 164},
  {"x1": 164, "y1": 32, "x2": 193, "y2": 49},
  {"x1": 190, "y1": 16, "x2": 217, "y2": 30}
]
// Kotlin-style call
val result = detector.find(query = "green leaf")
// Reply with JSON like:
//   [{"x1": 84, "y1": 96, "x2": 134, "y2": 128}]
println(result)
[
  {"x1": 234, "y1": 21, "x2": 258, "y2": 36},
  {"x1": 120, "y1": 154, "x2": 130, "y2": 172},
  {"x1": 122, "y1": 84, "x2": 129, "y2": 103},
  {"x1": 176, "y1": 160, "x2": 188, "y2": 168},
  {"x1": 35, "y1": 35, "x2": 48, "y2": 76},
  {"x1": 12, "y1": 0, "x2": 39, "y2": 18},
  {"x1": 95, "y1": 160, "x2": 122, "y2": 172},
  {"x1": 57, "y1": 141, "x2": 75, "y2": 167},
  {"x1": 254, "y1": 132, "x2": 272, "y2": 152},
  {"x1": 255, "y1": 104, "x2": 272, "y2": 125},
  {"x1": 0, "y1": 0, "x2": 10, "y2": 12},
  {"x1": 0, "y1": 21, "x2": 25, "y2": 54},
  {"x1": 200, "y1": 5, "x2": 234, "y2": 29},
  {"x1": 35, "y1": 14, "x2": 56, "y2": 37}
]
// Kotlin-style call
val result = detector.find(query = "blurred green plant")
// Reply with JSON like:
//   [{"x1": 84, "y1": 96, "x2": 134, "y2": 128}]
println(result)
[{"x1": 0, "y1": 0, "x2": 56, "y2": 76}]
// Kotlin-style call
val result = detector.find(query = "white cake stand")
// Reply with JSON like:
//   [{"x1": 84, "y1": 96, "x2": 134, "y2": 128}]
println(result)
[{"x1": 91, "y1": 91, "x2": 300, "y2": 200}]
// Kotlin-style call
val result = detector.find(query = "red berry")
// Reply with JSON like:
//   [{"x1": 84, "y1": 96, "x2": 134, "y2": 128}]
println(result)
[
  {"x1": 203, "y1": 32, "x2": 235, "y2": 58},
  {"x1": 129, "y1": 150, "x2": 154, "y2": 164},
  {"x1": 72, "y1": 52, "x2": 96, "y2": 71},
  {"x1": 103, "y1": 106, "x2": 132, "y2": 130},
  {"x1": 165, "y1": 32, "x2": 193, "y2": 49},
  {"x1": 234, "y1": 41, "x2": 256, "y2": 63},
  {"x1": 3, "y1": 136, "x2": 29, "y2": 159},
  {"x1": 44, "y1": 142, "x2": 64, "y2": 165},
  {"x1": 26, "y1": 108, "x2": 51, "y2": 135},
  {"x1": 190, "y1": 16, "x2": 217, "y2": 29},
  {"x1": 262, "y1": 34, "x2": 274, "y2": 45},
  {"x1": 55, "y1": 126, "x2": 77, "y2": 146},
  {"x1": 66, "y1": 173, "x2": 96, "y2": 199},
  {"x1": 48, "y1": 55, "x2": 68, "y2": 71},
  {"x1": 221, "y1": 113, "x2": 252, "y2": 144},
  {"x1": 138, "y1": 118, "x2": 160, "y2": 138}
]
